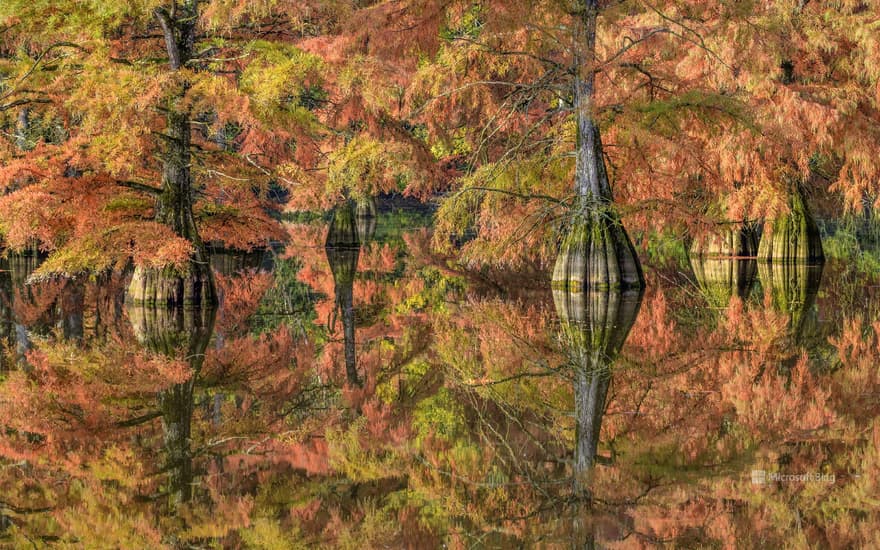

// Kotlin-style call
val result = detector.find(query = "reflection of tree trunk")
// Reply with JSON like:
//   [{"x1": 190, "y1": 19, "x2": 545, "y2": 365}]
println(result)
[
  {"x1": 553, "y1": 2, "x2": 643, "y2": 291},
  {"x1": 690, "y1": 257, "x2": 758, "y2": 308},
  {"x1": 161, "y1": 377, "x2": 195, "y2": 505},
  {"x1": 128, "y1": 305, "x2": 216, "y2": 506},
  {"x1": 0, "y1": 257, "x2": 15, "y2": 370},
  {"x1": 757, "y1": 261, "x2": 823, "y2": 345},
  {"x1": 325, "y1": 203, "x2": 361, "y2": 387},
  {"x1": 758, "y1": 185, "x2": 824, "y2": 262},
  {"x1": 555, "y1": 286, "x2": 641, "y2": 547}
]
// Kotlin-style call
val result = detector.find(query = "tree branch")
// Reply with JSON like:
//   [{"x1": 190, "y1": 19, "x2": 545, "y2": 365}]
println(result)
[{"x1": 115, "y1": 180, "x2": 163, "y2": 196}]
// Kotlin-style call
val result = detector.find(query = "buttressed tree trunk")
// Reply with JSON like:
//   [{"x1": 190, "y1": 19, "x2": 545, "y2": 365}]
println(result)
[
  {"x1": 690, "y1": 222, "x2": 759, "y2": 259},
  {"x1": 553, "y1": 1, "x2": 643, "y2": 291},
  {"x1": 355, "y1": 196, "x2": 378, "y2": 245},
  {"x1": 128, "y1": 1, "x2": 216, "y2": 307},
  {"x1": 325, "y1": 202, "x2": 362, "y2": 387},
  {"x1": 758, "y1": 184, "x2": 824, "y2": 263}
]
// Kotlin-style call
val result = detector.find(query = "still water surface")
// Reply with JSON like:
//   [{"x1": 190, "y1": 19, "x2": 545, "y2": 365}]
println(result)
[{"x1": 0, "y1": 199, "x2": 878, "y2": 548}]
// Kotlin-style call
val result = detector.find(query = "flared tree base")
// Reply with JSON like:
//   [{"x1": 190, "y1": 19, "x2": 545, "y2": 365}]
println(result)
[
  {"x1": 127, "y1": 264, "x2": 216, "y2": 308},
  {"x1": 758, "y1": 188, "x2": 824, "y2": 262},
  {"x1": 552, "y1": 210, "x2": 644, "y2": 291},
  {"x1": 691, "y1": 222, "x2": 759, "y2": 258}
]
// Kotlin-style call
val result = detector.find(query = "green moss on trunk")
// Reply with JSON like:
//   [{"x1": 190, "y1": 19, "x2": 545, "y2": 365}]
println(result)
[
  {"x1": 127, "y1": 109, "x2": 216, "y2": 307},
  {"x1": 553, "y1": 207, "x2": 643, "y2": 291},
  {"x1": 326, "y1": 202, "x2": 362, "y2": 387},
  {"x1": 758, "y1": 187, "x2": 824, "y2": 262}
]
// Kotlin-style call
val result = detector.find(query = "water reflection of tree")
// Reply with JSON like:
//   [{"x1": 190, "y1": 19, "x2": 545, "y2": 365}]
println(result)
[
  {"x1": 554, "y1": 288, "x2": 642, "y2": 546},
  {"x1": 756, "y1": 261, "x2": 824, "y2": 371},
  {"x1": 128, "y1": 305, "x2": 216, "y2": 506},
  {"x1": 324, "y1": 199, "x2": 378, "y2": 388}
]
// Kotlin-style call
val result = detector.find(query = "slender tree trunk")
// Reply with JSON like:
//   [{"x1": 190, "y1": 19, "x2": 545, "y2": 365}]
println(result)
[
  {"x1": 553, "y1": 2, "x2": 643, "y2": 290},
  {"x1": 128, "y1": 2, "x2": 216, "y2": 306},
  {"x1": 15, "y1": 107, "x2": 29, "y2": 151}
]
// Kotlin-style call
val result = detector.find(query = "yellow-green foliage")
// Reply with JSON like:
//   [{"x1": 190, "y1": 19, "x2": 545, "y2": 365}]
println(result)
[
  {"x1": 0, "y1": 0, "x2": 162, "y2": 39},
  {"x1": 326, "y1": 135, "x2": 415, "y2": 200},
  {"x1": 326, "y1": 417, "x2": 405, "y2": 483},
  {"x1": 239, "y1": 41, "x2": 324, "y2": 125},
  {"x1": 434, "y1": 149, "x2": 573, "y2": 265},
  {"x1": 239, "y1": 517, "x2": 309, "y2": 550}
]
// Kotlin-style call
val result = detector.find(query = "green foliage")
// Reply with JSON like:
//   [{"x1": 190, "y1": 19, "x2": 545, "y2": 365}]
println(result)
[
  {"x1": 413, "y1": 388, "x2": 466, "y2": 444},
  {"x1": 239, "y1": 518, "x2": 308, "y2": 550},
  {"x1": 440, "y1": 4, "x2": 484, "y2": 41},
  {"x1": 326, "y1": 136, "x2": 413, "y2": 200},
  {"x1": 399, "y1": 267, "x2": 466, "y2": 314},
  {"x1": 239, "y1": 40, "x2": 325, "y2": 126}
]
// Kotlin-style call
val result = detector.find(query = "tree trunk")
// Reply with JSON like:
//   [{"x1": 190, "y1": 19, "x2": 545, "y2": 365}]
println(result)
[
  {"x1": 757, "y1": 185, "x2": 824, "y2": 262},
  {"x1": 553, "y1": 3, "x2": 643, "y2": 291},
  {"x1": 690, "y1": 221, "x2": 759, "y2": 258},
  {"x1": 355, "y1": 196, "x2": 378, "y2": 245},
  {"x1": 128, "y1": 3, "x2": 216, "y2": 307}
]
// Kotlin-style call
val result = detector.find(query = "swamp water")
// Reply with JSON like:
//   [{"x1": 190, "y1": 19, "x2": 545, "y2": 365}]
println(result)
[{"x1": 0, "y1": 201, "x2": 878, "y2": 548}]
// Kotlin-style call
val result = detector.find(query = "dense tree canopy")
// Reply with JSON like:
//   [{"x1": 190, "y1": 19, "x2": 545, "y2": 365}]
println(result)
[{"x1": 1, "y1": 1, "x2": 879, "y2": 547}]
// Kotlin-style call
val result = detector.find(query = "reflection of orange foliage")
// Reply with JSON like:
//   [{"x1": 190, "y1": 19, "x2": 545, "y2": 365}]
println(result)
[{"x1": 214, "y1": 271, "x2": 274, "y2": 336}]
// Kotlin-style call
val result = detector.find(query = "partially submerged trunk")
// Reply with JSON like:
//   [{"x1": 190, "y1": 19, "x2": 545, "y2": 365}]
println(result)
[
  {"x1": 690, "y1": 221, "x2": 759, "y2": 258},
  {"x1": 553, "y1": 4, "x2": 643, "y2": 291},
  {"x1": 758, "y1": 186, "x2": 824, "y2": 262},
  {"x1": 356, "y1": 196, "x2": 378, "y2": 244},
  {"x1": 553, "y1": 199, "x2": 643, "y2": 290},
  {"x1": 325, "y1": 203, "x2": 361, "y2": 387},
  {"x1": 128, "y1": 2, "x2": 216, "y2": 307}
]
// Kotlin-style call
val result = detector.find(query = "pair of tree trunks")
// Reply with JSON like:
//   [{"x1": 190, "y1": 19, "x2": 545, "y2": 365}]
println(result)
[{"x1": 691, "y1": 187, "x2": 824, "y2": 263}]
